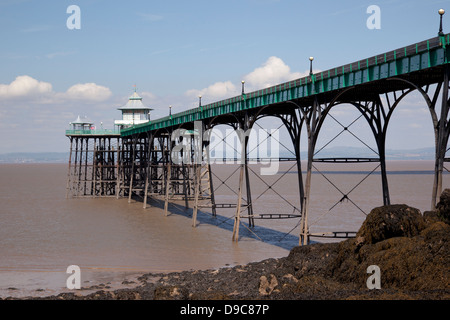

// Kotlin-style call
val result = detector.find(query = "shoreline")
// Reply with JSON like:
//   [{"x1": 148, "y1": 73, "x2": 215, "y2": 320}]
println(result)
[
  {"x1": 3, "y1": 202, "x2": 449, "y2": 300},
  {"x1": 2, "y1": 189, "x2": 449, "y2": 301}
]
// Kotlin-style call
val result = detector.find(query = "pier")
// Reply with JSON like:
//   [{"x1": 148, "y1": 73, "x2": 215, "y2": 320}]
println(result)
[{"x1": 66, "y1": 31, "x2": 450, "y2": 245}]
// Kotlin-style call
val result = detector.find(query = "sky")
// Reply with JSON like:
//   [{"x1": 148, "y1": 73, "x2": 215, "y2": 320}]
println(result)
[{"x1": 0, "y1": 0, "x2": 448, "y2": 154}]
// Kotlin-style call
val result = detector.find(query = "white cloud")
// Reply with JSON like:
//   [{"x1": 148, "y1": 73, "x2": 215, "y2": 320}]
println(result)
[
  {"x1": 140, "y1": 91, "x2": 158, "y2": 102},
  {"x1": 185, "y1": 56, "x2": 308, "y2": 103},
  {"x1": 409, "y1": 123, "x2": 423, "y2": 129},
  {"x1": 65, "y1": 83, "x2": 112, "y2": 101},
  {"x1": 0, "y1": 75, "x2": 112, "y2": 103},
  {"x1": 396, "y1": 108, "x2": 429, "y2": 117},
  {"x1": 0, "y1": 75, "x2": 52, "y2": 99},
  {"x1": 243, "y1": 56, "x2": 303, "y2": 91},
  {"x1": 185, "y1": 81, "x2": 239, "y2": 102}
]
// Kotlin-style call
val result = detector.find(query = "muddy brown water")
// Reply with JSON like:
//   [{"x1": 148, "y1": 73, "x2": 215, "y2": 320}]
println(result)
[{"x1": 0, "y1": 161, "x2": 447, "y2": 297}]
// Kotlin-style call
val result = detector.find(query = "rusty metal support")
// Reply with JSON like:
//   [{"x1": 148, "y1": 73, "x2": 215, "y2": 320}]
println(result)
[
  {"x1": 66, "y1": 137, "x2": 74, "y2": 199},
  {"x1": 128, "y1": 135, "x2": 137, "y2": 203},
  {"x1": 143, "y1": 132, "x2": 153, "y2": 209},
  {"x1": 433, "y1": 64, "x2": 450, "y2": 208}
]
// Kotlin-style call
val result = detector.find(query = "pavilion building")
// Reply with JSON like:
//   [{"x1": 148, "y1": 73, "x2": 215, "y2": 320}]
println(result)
[
  {"x1": 69, "y1": 115, "x2": 94, "y2": 131},
  {"x1": 114, "y1": 89, "x2": 153, "y2": 129}
]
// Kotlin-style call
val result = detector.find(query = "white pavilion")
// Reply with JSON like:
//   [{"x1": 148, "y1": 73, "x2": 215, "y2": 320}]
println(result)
[
  {"x1": 114, "y1": 89, "x2": 153, "y2": 129},
  {"x1": 69, "y1": 115, "x2": 94, "y2": 131}
]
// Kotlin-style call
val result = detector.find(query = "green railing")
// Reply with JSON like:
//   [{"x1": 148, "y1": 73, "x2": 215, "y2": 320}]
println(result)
[
  {"x1": 120, "y1": 33, "x2": 450, "y2": 137},
  {"x1": 66, "y1": 129, "x2": 121, "y2": 136}
]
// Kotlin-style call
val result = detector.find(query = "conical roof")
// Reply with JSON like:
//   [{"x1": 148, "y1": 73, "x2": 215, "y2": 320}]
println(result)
[
  {"x1": 118, "y1": 90, "x2": 153, "y2": 111},
  {"x1": 71, "y1": 115, "x2": 93, "y2": 125}
]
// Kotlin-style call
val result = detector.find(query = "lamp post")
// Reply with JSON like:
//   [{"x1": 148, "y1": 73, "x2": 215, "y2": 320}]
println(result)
[
  {"x1": 169, "y1": 105, "x2": 172, "y2": 117},
  {"x1": 439, "y1": 9, "x2": 445, "y2": 36},
  {"x1": 241, "y1": 80, "x2": 245, "y2": 95},
  {"x1": 309, "y1": 57, "x2": 314, "y2": 76},
  {"x1": 198, "y1": 95, "x2": 202, "y2": 107}
]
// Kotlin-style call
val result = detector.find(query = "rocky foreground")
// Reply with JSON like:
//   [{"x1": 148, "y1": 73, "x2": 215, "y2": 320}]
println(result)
[{"x1": 6, "y1": 191, "x2": 450, "y2": 300}]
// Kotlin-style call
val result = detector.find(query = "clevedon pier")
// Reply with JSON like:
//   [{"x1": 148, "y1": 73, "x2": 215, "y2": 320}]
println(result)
[{"x1": 66, "y1": 30, "x2": 450, "y2": 246}]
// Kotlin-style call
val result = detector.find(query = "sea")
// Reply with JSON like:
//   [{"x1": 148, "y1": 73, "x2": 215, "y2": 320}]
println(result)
[{"x1": 0, "y1": 161, "x2": 448, "y2": 298}]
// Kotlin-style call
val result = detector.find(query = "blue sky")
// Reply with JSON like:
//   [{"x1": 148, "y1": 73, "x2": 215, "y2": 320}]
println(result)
[{"x1": 0, "y1": 0, "x2": 448, "y2": 153}]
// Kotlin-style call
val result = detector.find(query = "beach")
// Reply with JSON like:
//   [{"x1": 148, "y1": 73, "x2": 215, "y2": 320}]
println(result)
[
  {"x1": 0, "y1": 162, "x2": 449, "y2": 300},
  {"x1": 3, "y1": 194, "x2": 450, "y2": 300}
]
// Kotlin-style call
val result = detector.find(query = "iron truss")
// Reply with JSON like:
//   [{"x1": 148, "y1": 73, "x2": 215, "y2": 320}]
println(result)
[{"x1": 66, "y1": 33, "x2": 450, "y2": 245}]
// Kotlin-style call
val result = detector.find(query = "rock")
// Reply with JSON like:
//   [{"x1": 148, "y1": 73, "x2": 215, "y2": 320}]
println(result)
[
  {"x1": 423, "y1": 210, "x2": 441, "y2": 224},
  {"x1": 259, "y1": 274, "x2": 278, "y2": 296},
  {"x1": 355, "y1": 204, "x2": 426, "y2": 246},
  {"x1": 282, "y1": 274, "x2": 298, "y2": 283},
  {"x1": 284, "y1": 243, "x2": 340, "y2": 277},
  {"x1": 112, "y1": 290, "x2": 141, "y2": 300},
  {"x1": 154, "y1": 285, "x2": 188, "y2": 300},
  {"x1": 435, "y1": 188, "x2": 450, "y2": 224},
  {"x1": 330, "y1": 219, "x2": 450, "y2": 292},
  {"x1": 291, "y1": 275, "x2": 347, "y2": 297}
]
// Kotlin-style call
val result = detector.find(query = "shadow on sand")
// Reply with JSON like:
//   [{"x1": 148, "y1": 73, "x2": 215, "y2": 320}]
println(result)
[{"x1": 131, "y1": 195, "x2": 301, "y2": 251}]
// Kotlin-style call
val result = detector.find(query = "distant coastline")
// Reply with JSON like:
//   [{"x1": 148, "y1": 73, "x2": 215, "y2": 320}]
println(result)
[
  {"x1": 0, "y1": 152, "x2": 68, "y2": 164},
  {"x1": 0, "y1": 146, "x2": 438, "y2": 164}
]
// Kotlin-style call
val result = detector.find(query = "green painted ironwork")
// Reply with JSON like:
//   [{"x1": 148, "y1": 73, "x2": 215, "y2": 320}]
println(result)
[
  {"x1": 66, "y1": 129, "x2": 121, "y2": 136},
  {"x1": 121, "y1": 34, "x2": 450, "y2": 137}
]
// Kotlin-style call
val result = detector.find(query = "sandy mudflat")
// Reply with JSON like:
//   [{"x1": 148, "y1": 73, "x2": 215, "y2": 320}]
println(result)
[
  {"x1": 4, "y1": 210, "x2": 449, "y2": 300},
  {"x1": 3, "y1": 191, "x2": 450, "y2": 301}
]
